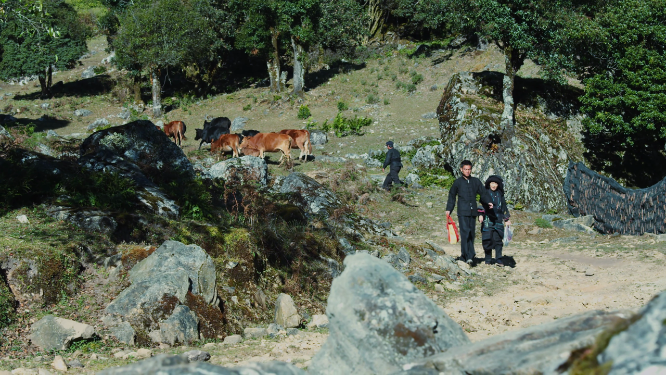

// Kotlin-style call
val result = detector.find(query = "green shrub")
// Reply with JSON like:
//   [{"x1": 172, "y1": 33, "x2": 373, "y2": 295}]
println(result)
[
  {"x1": 383, "y1": 98, "x2": 390, "y2": 105},
  {"x1": 330, "y1": 113, "x2": 373, "y2": 137},
  {"x1": 535, "y1": 218, "x2": 553, "y2": 228},
  {"x1": 412, "y1": 73, "x2": 424, "y2": 85},
  {"x1": 398, "y1": 66, "x2": 409, "y2": 74},
  {"x1": 416, "y1": 168, "x2": 455, "y2": 189},
  {"x1": 243, "y1": 103, "x2": 252, "y2": 111},
  {"x1": 391, "y1": 74, "x2": 398, "y2": 81},
  {"x1": 297, "y1": 105, "x2": 311, "y2": 119},
  {"x1": 337, "y1": 101, "x2": 348, "y2": 111},
  {"x1": 366, "y1": 94, "x2": 379, "y2": 104},
  {"x1": 93, "y1": 66, "x2": 107, "y2": 75}
]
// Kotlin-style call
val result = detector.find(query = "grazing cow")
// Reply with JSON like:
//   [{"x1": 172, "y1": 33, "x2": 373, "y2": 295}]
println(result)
[
  {"x1": 279, "y1": 129, "x2": 312, "y2": 161},
  {"x1": 161, "y1": 121, "x2": 187, "y2": 146},
  {"x1": 194, "y1": 117, "x2": 231, "y2": 149},
  {"x1": 241, "y1": 129, "x2": 260, "y2": 138},
  {"x1": 211, "y1": 134, "x2": 241, "y2": 158},
  {"x1": 239, "y1": 132, "x2": 292, "y2": 165}
]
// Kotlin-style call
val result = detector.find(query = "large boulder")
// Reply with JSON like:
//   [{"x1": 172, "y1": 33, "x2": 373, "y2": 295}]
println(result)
[
  {"x1": 436, "y1": 72, "x2": 585, "y2": 211},
  {"x1": 104, "y1": 241, "x2": 220, "y2": 344},
  {"x1": 274, "y1": 293, "x2": 301, "y2": 328},
  {"x1": 97, "y1": 354, "x2": 306, "y2": 375},
  {"x1": 209, "y1": 155, "x2": 268, "y2": 186},
  {"x1": 309, "y1": 253, "x2": 470, "y2": 375},
  {"x1": 310, "y1": 130, "x2": 328, "y2": 145},
  {"x1": 405, "y1": 309, "x2": 629, "y2": 374},
  {"x1": 79, "y1": 120, "x2": 193, "y2": 217},
  {"x1": 276, "y1": 172, "x2": 341, "y2": 218},
  {"x1": 29, "y1": 315, "x2": 97, "y2": 351}
]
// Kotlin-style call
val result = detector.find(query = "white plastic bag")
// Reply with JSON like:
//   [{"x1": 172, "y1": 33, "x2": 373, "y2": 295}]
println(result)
[{"x1": 503, "y1": 225, "x2": 513, "y2": 247}]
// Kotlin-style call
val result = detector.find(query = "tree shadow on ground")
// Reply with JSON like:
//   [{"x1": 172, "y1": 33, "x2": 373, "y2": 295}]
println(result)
[
  {"x1": 304, "y1": 60, "x2": 366, "y2": 91},
  {"x1": 13, "y1": 75, "x2": 116, "y2": 101},
  {"x1": 2, "y1": 116, "x2": 71, "y2": 132}
]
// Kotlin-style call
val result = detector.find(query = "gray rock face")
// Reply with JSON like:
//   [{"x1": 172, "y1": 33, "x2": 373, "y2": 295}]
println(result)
[
  {"x1": 411, "y1": 145, "x2": 445, "y2": 169},
  {"x1": 275, "y1": 293, "x2": 301, "y2": 328},
  {"x1": 183, "y1": 350, "x2": 211, "y2": 362},
  {"x1": 45, "y1": 206, "x2": 117, "y2": 234},
  {"x1": 437, "y1": 72, "x2": 585, "y2": 211},
  {"x1": 209, "y1": 156, "x2": 268, "y2": 186},
  {"x1": 110, "y1": 322, "x2": 135, "y2": 345},
  {"x1": 79, "y1": 120, "x2": 194, "y2": 217},
  {"x1": 101, "y1": 52, "x2": 115, "y2": 65},
  {"x1": 552, "y1": 215, "x2": 596, "y2": 234},
  {"x1": 87, "y1": 118, "x2": 110, "y2": 131},
  {"x1": 97, "y1": 354, "x2": 306, "y2": 375},
  {"x1": 74, "y1": 109, "x2": 92, "y2": 117},
  {"x1": 309, "y1": 253, "x2": 470, "y2": 375},
  {"x1": 117, "y1": 108, "x2": 131, "y2": 120},
  {"x1": 406, "y1": 310, "x2": 630, "y2": 374},
  {"x1": 598, "y1": 291, "x2": 666, "y2": 374},
  {"x1": 277, "y1": 172, "x2": 341, "y2": 218},
  {"x1": 29, "y1": 316, "x2": 97, "y2": 351},
  {"x1": 0, "y1": 125, "x2": 12, "y2": 141},
  {"x1": 81, "y1": 66, "x2": 96, "y2": 79},
  {"x1": 231, "y1": 117, "x2": 248, "y2": 132},
  {"x1": 153, "y1": 305, "x2": 199, "y2": 345},
  {"x1": 310, "y1": 130, "x2": 328, "y2": 145}
]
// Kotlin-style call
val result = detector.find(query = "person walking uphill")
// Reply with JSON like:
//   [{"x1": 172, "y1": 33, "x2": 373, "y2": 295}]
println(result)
[
  {"x1": 446, "y1": 160, "x2": 493, "y2": 264},
  {"x1": 382, "y1": 141, "x2": 404, "y2": 191},
  {"x1": 480, "y1": 175, "x2": 511, "y2": 266}
]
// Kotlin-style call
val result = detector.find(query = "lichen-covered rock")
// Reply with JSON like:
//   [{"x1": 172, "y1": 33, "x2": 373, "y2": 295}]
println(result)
[
  {"x1": 151, "y1": 305, "x2": 199, "y2": 345},
  {"x1": 29, "y1": 315, "x2": 97, "y2": 351},
  {"x1": 310, "y1": 130, "x2": 328, "y2": 145},
  {"x1": 274, "y1": 293, "x2": 301, "y2": 328},
  {"x1": 110, "y1": 321, "x2": 135, "y2": 345},
  {"x1": 436, "y1": 72, "x2": 585, "y2": 211},
  {"x1": 276, "y1": 172, "x2": 341, "y2": 218},
  {"x1": 309, "y1": 253, "x2": 470, "y2": 375},
  {"x1": 209, "y1": 155, "x2": 268, "y2": 186},
  {"x1": 45, "y1": 206, "x2": 117, "y2": 234}
]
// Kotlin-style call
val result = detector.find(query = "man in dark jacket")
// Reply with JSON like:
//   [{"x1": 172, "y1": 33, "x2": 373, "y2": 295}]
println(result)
[
  {"x1": 382, "y1": 141, "x2": 404, "y2": 191},
  {"x1": 446, "y1": 160, "x2": 493, "y2": 264}
]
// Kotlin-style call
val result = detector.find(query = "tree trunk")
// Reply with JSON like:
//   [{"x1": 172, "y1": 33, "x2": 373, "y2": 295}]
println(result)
[
  {"x1": 38, "y1": 65, "x2": 53, "y2": 99},
  {"x1": 133, "y1": 75, "x2": 143, "y2": 104},
  {"x1": 500, "y1": 46, "x2": 525, "y2": 135},
  {"x1": 367, "y1": 0, "x2": 386, "y2": 40},
  {"x1": 267, "y1": 27, "x2": 283, "y2": 93},
  {"x1": 291, "y1": 36, "x2": 305, "y2": 95},
  {"x1": 151, "y1": 69, "x2": 162, "y2": 118}
]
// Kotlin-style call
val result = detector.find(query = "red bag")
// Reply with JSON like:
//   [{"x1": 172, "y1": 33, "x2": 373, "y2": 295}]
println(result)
[{"x1": 447, "y1": 214, "x2": 460, "y2": 244}]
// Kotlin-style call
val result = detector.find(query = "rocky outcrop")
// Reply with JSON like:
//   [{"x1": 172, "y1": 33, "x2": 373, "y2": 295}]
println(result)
[
  {"x1": 276, "y1": 172, "x2": 341, "y2": 218},
  {"x1": 309, "y1": 253, "x2": 470, "y2": 375},
  {"x1": 97, "y1": 354, "x2": 306, "y2": 375},
  {"x1": 29, "y1": 315, "x2": 97, "y2": 351},
  {"x1": 405, "y1": 309, "x2": 629, "y2": 374},
  {"x1": 104, "y1": 240, "x2": 220, "y2": 344},
  {"x1": 79, "y1": 120, "x2": 194, "y2": 217},
  {"x1": 45, "y1": 206, "x2": 117, "y2": 234},
  {"x1": 563, "y1": 161, "x2": 666, "y2": 235},
  {"x1": 436, "y1": 72, "x2": 585, "y2": 211},
  {"x1": 274, "y1": 293, "x2": 301, "y2": 328},
  {"x1": 209, "y1": 155, "x2": 268, "y2": 186}
]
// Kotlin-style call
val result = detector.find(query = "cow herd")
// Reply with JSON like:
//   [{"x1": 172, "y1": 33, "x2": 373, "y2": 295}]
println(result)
[{"x1": 158, "y1": 116, "x2": 313, "y2": 166}]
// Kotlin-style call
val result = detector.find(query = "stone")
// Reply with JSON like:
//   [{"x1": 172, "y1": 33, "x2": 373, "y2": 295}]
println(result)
[
  {"x1": 74, "y1": 109, "x2": 92, "y2": 117},
  {"x1": 29, "y1": 316, "x2": 97, "y2": 351},
  {"x1": 425, "y1": 202, "x2": 433, "y2": 209},
  {"x1": 87, "y1": 118, "x2": 110, "y2": 131},
  {"x1": 275, "y1": 293, "x2": 301, "y2": 328},
  {"x1": 243, "y1": 328, "x2": 268, "y2": 339},
  {"x1": 81, "y1": 66, "x2": 96, "y2": 79},
  {"x1": 16, "y1": 215, "x2": 29, "y2": 224},
  {"x1": 585, "y1": 268, "x2": 595, "y2": 276},
  {"x1": 424, "y1": 240, "x2": 446, "y2": 254},
  {"x1": 406, "y1": 310, "x2": 628, "y2": 374},
  {"x1": 267, "y1": 323, "x2": 284, "y2": 335},
  {"x1": 156, "y1": 305, "x2": 199, "y2": 345},
  {"x1": 398, "y1": 247, "x2": 411, "y2": 265},
  {"x1": 96, "y1": 354, "x2": 306, "y2": 375},
  {"x1": 101, "y1": 52, "x2": 115, "y2": 64},
  {"x1": 528, "y1": 227, "x2": 542, "y2": 235},
  {"x1": 286, "y1": 328, "x2": 299, "y2": 336},
  {"x1": 408, "y1": 274, "x2": 428, "y2": 284},
  {"x1": 223, "y1": 334, "x2": 242, "y2": 345},
  {"x1": 276, "y1": 173, "x2": 341, "y2": 218},
  {"x1": 0, "y1": 125, "x2": 13, "y2": 141},
  {"x1": 38, "y1": 369, "x2": 53, "y2": 375},
  {"x1": 110, "y1": 321, "x2": 135, "y2": 345},
  {"x1": 306, "y1": 314, "x2": 329, "y2": 329},
  {"x1": 230, "y1": 117, "x2": 248, "y2": 132},
  {"x1": 209, "y1": 155, "x2": 268, "y2": 186},
  {"x1": 51, "y1": 356, "x2": 67, "y2": 372},
  {"x1": 182, "y1": 350, "x2": 211, "y2": 362},
  {"x1": 309, "y1": 130, "x2": 328, "y2": 145},
  {"x1": 67, "y1": 359, "x2": 83, "y2": 368},
  {"x1": 309, "y1": 253, "x2": 470, "y2": 375},
  {"x1": 136, "y1": 348, "x2": 152, "y2": 359},
  {"x1": 421, "y1": 112, "x2": 438, "y2": 119},
  {"x1": 45, "y1": 207, "x2": 117, "y2": 234},
  {"x1": 411, "y1": 145, "x2": 445, "y2": 169}
]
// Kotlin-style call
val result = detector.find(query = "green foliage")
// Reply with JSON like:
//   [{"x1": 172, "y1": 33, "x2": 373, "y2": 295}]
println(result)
[
  {"x1": 337, "y1": 101, "x2": 348, "y2": 111},
  {"x1": 62, "y1": 170, "x2": 137, "y2": 210},
  {"x1": 416, "y1": 168, "x2": 454, "y2": 189},
  {"x1": 305, "y1": 118, "x2": 318, "y2": 130},
  {"x1": 297, "y1": 105, "x2": 311, "y2": 119},
  {"x1": 0, "y1": 278, "x2": 16, "y2": 329},
  {"x1": 534, "y1": 218, "x2": 553, "y2": 228},
  {"x1": 383, "y1": 98, "x2": 390, "y2": 105},
  {"x1": 243, "y1": 103, "x2": 252, "y2": 111},
  {"x1": 411, "y1": 73, "x2": 424, "y2": 85},
  {"x1": 93, "y1": 66, "x2": 107, "y2": 75},
  {"x1": 366, "y1": 94, "x2": 379, "y2": 104},
  {"x1": 330, "y1": 113, "x2": 373, "y2": 137},
  {"x1": 396, "y1": 81, "x2": 417, "y2": 93}
]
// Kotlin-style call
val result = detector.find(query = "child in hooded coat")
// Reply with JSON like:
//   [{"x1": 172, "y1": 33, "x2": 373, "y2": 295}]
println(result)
[{"x1": 479, "y1": 175, "x2": 511, "y2": 266}]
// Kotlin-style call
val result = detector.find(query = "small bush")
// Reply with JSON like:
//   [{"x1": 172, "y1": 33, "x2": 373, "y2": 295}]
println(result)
[
  {"x1": 366, "y1": 94, "x2": 379, "y2": 104},
  {"x1": 93, "y1": 66, "x2": 107, "y2": 75},
  {"x1": 535, "y1": 218, "x2": 553, "y2": 228},
  {"x1": 243, "y1": 103, "x2": 252, "y2": 111},
  {"x1": 391, "y1": 74, "x2": 398, "y2": 81},
  {"x1": 399, "y1": 66, "x2": 409, "y2": 74},
  {"x1": 297, "y1": 105, "x2": 311, "y2": 119},
  {"x1": 330, "y1": 113, "x2": 373, "y2": 137},
  {"x1": 337, "y1": 101, "x2": 348, "y2": 111},
  {"x1": 416, "y1": 168, "x2": 455, "y2": 189},
  {"x1": 383, "y1": 98, "x2": 390, "y2": 105},
  {"x1": 412, "y1": 74, "x2": 424, "y2": 85}
]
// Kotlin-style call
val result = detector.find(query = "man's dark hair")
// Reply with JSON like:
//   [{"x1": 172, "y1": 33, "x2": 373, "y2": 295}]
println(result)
[{"x1": 460, "y1": 160, "x2": 473, "y2": 168}]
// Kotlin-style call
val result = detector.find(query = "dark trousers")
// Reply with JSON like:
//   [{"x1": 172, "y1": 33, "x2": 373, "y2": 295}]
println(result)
[
  {"x1": 458, "y1": 216, "x2": 476, "y2": 261},
  {"x1": 482, "y1": 228, "x2": 503, "y2": 261},
  {"x1": 382, "y1": 166, "x2": 403, "y2": 190}
]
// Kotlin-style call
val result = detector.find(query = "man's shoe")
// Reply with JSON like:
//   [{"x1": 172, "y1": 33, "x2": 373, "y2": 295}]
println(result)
[
  {"x1": 496, "y1": 259, "x2": 504, "y2": 267},
  {"x1": 466, "y1": 259, "x2": 473, "y2": 265}
]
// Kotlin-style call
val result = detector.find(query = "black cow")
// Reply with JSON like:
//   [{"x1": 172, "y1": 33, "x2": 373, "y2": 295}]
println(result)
[
  {"x1": 194, "y1": 117, "x2": 231, "y2": 150},
  {"x1": 241, "y1": 129, "x2": 260, "y2": 138}
]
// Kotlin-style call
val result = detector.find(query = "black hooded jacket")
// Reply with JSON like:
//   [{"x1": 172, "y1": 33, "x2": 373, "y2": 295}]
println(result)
[
  {"x1": 483, "y1": 175, "x2": 510, "y2": 223},
  {"x1": 446, "y1": 175, "x2": 491, "y2": 217},
  {"x1": 383, "y1": 148, "x2": 402, "y2": 169}
]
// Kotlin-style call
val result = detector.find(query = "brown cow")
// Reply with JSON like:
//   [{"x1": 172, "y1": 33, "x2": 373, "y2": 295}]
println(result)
[
  {"x1": 239, "y1": 132, "x2": 292, "y2": 165},
  {"x1": 211, "y1": 133, "x2": 241, "y2": 158},
  {"x1": 161, "y1": 121, "x2": 187, "y2": 146},
  {"x1": 278, "y1": 129, "x2": 312, "y2": 161}
]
